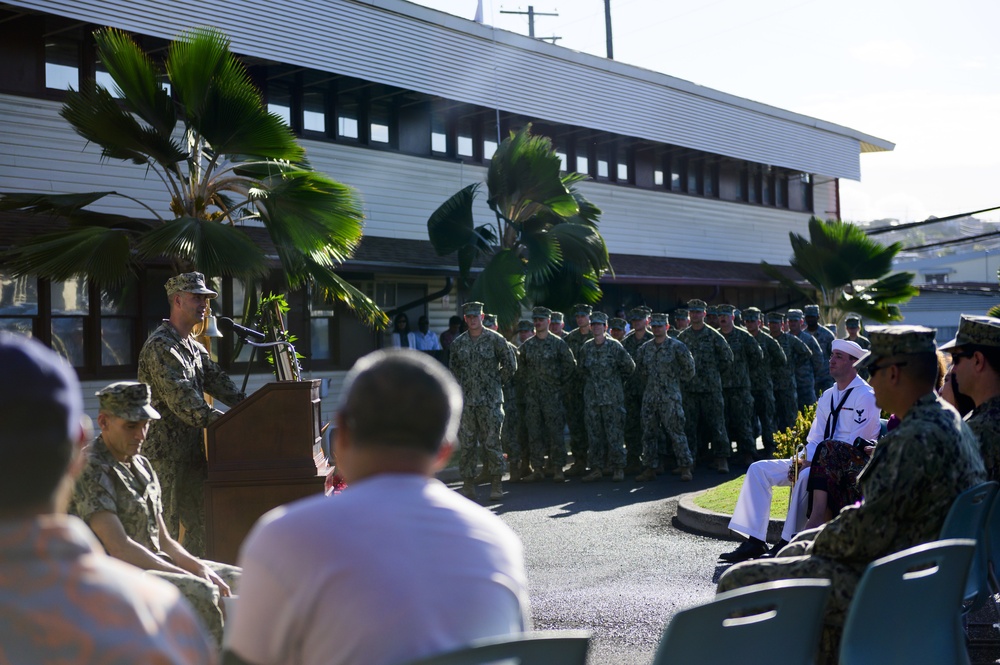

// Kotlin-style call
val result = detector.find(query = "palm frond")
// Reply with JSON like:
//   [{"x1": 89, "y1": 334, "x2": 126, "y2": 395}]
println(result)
[
  {"x1": 520, "y1": 228, "x2": 563, "y2": 281},
  {"x1": 136, "y1": 216, "x2": 268, "y2": 280},
  {"x1": 486, "y1": 125, "x2": 578, "y2": 224},
  {"x1": 94, "y1": 28, "x2": 176, "y2": 136},
  {"x1": 427, "y1": 183, "x2": 480, "y2": 255},
  {"x1": 2, "y1": 226, "x2": 138, "y2": 287},
  {"x1": 549, "y1": 222, "x2": 610, "y2": 277},
  {"x1": 760, "y1": 260, "x2": 811, "y2": 298},
  {"x1": 0, "y1": 191, "x2": 116, "y2": 213},
  {"x1": 301, "y1": 257, "x2": 389, "y2": 329},
  {"x1": 469, "y1": 249, "x2": 527, "y2": 327}
]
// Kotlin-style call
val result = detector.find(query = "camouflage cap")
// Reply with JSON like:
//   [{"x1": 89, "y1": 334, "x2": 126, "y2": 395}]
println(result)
[
  {"x1": 767, "y1": 311, "x2": 785, "y2": 323},
  {"x1": 608, "y1": 317, "x2": 627, "y2": 331},
  {"x1": 786, "y1": 309, "x2": 804, "y2": 321},
  {"x1": 803, "y1": 304, "x2": 820, "y2": 317},
  {"x1": 517, "y1": 319, "x2": 533, "y2": 332},
  {"x1": 637, "y1": 305, "x2": 653, "y2": 315},
  {"x1": 532, "y1": 306, "x2": 552, "y2": 319},
  {"x1": 462, "y1": 301, "x2": 484, "y2": 316},
  {"x1": 628, "y1": 307, "x2": 649, "y2": 321},
  {"x1": 674, "y1": 308, "x2": 689, "y2": 319},
  {"x1": 573, "y1": 304, "x2": 593, "y2": 317},
  {"x1": 590, "y1": 311, "x2": 609, "y2": 324},
  {"x1": 165, "y1": 272, "x2": 218, "y2": 298},
  {"x1": 650, "y1": 313, "x2": 668, "y2": 326},
  {"x1": 686, "y1": 299, "x2": 707, "y2": 312},
  {"x1": 743, "y1": 307, "x2": 762, "y2": 322},
  {"x1": 940, "y1": 314, "x2": 1000, "y2": 351},
  {"x1": 845, "y1": 314, "x2": 862, "y2": 326},
  {"x1": 855, "y1": 325, "x2": 937, "y2": 369},
  {"x1": 483, "y1": 313, "x2": 497, "y2": 327},
  {"x1": 706, "y1": 305, "x2": 719, "y2": 316},
  {"x1": 550, "y1": 311, "x2": 565, "y2": 324},
  {"x1": 97, "y1": 381, "x2": 161, "y2": 421},
  {"x1": 716, "y1": 304, "x2": 736, "y2": 315}
]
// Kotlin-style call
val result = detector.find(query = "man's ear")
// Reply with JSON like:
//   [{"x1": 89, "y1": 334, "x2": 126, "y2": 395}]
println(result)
[{"x1": 432, "y1": 440, "x2": 455, "y2": 472}]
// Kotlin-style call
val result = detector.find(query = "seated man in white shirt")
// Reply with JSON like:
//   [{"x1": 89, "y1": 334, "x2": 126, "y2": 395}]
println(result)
[
  {"x1": 223, "y1": 349, "x2": 530, "y2": 665},
  {"x1": 720, "y1": 339, "x2": 880, "y2": 562}
]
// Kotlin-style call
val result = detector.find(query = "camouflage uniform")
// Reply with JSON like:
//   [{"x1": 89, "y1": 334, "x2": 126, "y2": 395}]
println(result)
[
  {"x1": 746, "y1": 310, "x2": 785, "y2": 451},
  {"x1": 500, "y1": 339, "x2": 524, "y2": 471},
  {"x1": 634, "y1": 331, "x2": 696, "y2": 469},
  {"x1": 518, "y1": 326, "x2": 576, "y2": 471},
  {"x1": 968, "y1": 396, "x2": 1000, "y2": 481},
  {"x1": 70, "y1": 435, "x2": 241, "y2": 645},
  {"x1": 622, "y1": 310, "x2": 655, "y2": 468},
  {"x1": 139, "y1": 310, "x2": 245, "y2": 557},
  {"x1": 449, "y1": 326, "x2": 517, "y2": 479},
  {"x1": 719, "y1": 328, "x2": 986, "y2": 665},
  {"x1": 563, "y1": 305, "x2": 594, "y2": 470},
  {"x1": 718, "y1": 307, "x2": 763, "y2": 458},
  {"x1": 770, "y1": 316, "x2": 813, "y2": 427},
  {"x1": 804, "y1": 305, "x2": 835, "y2": 394},
  {"x1": 678, "y1": 319, "x2": 733, "y2": 461},
  {"x1": 578, "y1": 331, "x2": 634, "y2": 471}
]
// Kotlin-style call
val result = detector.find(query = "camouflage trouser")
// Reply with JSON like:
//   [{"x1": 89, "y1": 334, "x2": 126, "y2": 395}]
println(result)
[
  {"x1": 774, "y1": 388, "x2": 798, "y2": 434},
  {"x1": 623, "y1": 387, "x2": 644, "y2": 466},
  {"x1": 683, "y1": 390, "x2": 730, "y2": 459},
  {"x1": 564, "y1": 386, "x2": 588, "y2": 466},
  {"x1": 751, "y1": 388, "x2": 777, "y2": 451},
  {"x1": 149, "y1": 560, "x2": 242, "y2": 646},
  {"x1": 584, "y1": 402, "x2": 626, "y2": 471},
  {"x1": 796, "y1": 380, "x2": 818, "y2": 412},
  {"x1": 718, "y1": 544, "x2": 862, "y2": 665},
  {"x1": 501, "y1": 392, "x2": 522, "y2": 466},
  {"x1": 458, "y1": 403, "x2": 505, "y2": 479},
  {"x1": 641, "y1": 395, "x2": 691, "y2": 469},
  {"x1": 150, "y1": 457, "x2": 207, "y2": 558},
  {"x1": 524, "y1": 391, "x2": 567, "y2": 469},
  {"x1": 723, "y1": 387, "x2": 756, "y2": 456}
]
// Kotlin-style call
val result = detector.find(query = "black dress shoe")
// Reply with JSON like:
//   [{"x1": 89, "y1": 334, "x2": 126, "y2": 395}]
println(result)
[
  {"x1": 719, "y1": 539, "x2": 767, "y2": 563},
  {"x1": 758, "y1": 539, "x2": 789, "y2": 559}
]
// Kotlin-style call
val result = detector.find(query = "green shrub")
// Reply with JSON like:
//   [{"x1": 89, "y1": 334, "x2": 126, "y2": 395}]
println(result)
[{"x1": 772, "y1": 403, "x2": 817, "y2": 459}]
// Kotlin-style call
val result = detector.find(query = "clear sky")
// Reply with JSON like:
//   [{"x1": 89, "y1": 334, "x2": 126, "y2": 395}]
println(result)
[{"x1": 408, "y1": 0, "x2": 1000, "y2": 225}]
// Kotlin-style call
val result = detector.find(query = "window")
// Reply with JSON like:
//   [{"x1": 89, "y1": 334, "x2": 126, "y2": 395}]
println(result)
[
  {"x1": 336, "y1": 91, "x2": 359, "y2": 140},
  {"x1": 456, "y1": 117, "x2": 474, "y2": 158},
  {"x1": 615, "y1": 144, "x2": 629, "y2": 182},
  {"x1": 0, "y1": 272, "x2": 37, "y2": 336},
  {"x1": 50, "y1": 277, "x2": 88, "y2": 367},
  {"x1": 369, "y1": 100, "x2": 391, "y2": 145},
  {"x1": 100, "y1": 287, "x2": 136, "y2": 367},
  {"x1": 45, "y1": 36, "x2": 78, "y2": 91},
  {"x1": 302, "y1": 74, "x2": 328, "y2": 134},
  {"x1": 267, "y1": 79, "x2": 292, "y2": 126}
]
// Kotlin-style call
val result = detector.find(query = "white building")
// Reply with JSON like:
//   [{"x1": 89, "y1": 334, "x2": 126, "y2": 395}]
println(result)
[{"x1": 0, "y1": 0, "x2": 892, "y2": 410}]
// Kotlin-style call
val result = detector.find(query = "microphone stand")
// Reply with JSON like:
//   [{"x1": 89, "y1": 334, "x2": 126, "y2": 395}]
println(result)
[{"x1": 238, "y1": 338, "x2": 300, "y2": 393}]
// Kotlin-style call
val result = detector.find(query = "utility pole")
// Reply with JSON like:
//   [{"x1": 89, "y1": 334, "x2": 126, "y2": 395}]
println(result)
[
  {"x1": 604, "y1": 0, "x2": 614, "y2": 59},
  {"x1": 500, "y1": 6, "x2": 559, "y2": 40}
]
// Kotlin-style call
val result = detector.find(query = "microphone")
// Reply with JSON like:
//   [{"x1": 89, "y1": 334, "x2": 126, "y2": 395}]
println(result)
[{"x1": 218, "y1": 317, "x2": 266, "y2": 342}]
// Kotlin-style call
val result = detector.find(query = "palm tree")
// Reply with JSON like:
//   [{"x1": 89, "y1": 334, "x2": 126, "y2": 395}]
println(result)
[
  {"x1": 762, "y1": 216, "x2": 918, "y2": 331},
  {"x1": 0, "y1": 27, "x2": 386, "y2": 327},
  {"x1": 427, "y1": 125, "x2": 611, "y2": 326}
]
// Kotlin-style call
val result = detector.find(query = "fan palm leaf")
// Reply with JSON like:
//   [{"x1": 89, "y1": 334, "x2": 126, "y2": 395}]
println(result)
[
  {"x1": 93, "y1": 28, "x2": 176, "y2": 136},
  {"x1": 486, "y1": 125, "x2": 578, "y2": 224},
  {"x1": 4, "y1": 226, "x2": 138, "y2": 287},
  {"x1": 468, "y1": 249, "x2": 526, "y2": 326},
  {"x1": 136, "y1": 216, "x2": 268, "y2": 279}
]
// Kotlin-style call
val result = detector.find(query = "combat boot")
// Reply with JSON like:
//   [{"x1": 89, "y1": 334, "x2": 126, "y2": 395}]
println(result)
[
  {"x1": 553, "y1": 468, "x2": 566, "y2": 483},
  {"x1": 716, "y1": 458, "x2": 730, "y2": 474},
  {"x1": 565, "y1": 461, "x2": 587, "y2": 477},
  {"x1": 678, "y1": 466, "x2": 693, "y2": 482},
  {"x1": 508, "y1": 460, "x2": 522, "y2": 483},
  {"x1": 458, "y1": 480, "x2": 476, "y2": 499},
  {"x1": 635, "y1": 467, "x2": 657, "y2": 482},
  {"x1": 611, "y1": 468, "x2": 625, "y2": 482},
  {"x1": 581, "y1": 468, "x2": 602, "y2": 483},
  {"x1": 521, "y1": 469, "x2": 545, "y2": 483},
  {"x1": 473, "y1": 468, "x2": 491, "y2": 484},
  {"x1": 489, "y1": 475, "x2": 503, "y2": 501}
]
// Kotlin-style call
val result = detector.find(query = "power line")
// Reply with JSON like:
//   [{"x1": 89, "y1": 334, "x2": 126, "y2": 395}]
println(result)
[
  {"x1": 902, "y1": 230, "x2": 1000, "y2": 253},
  {"x1": 865, "y1": 205, "x2": 1000, "y2": 235}
]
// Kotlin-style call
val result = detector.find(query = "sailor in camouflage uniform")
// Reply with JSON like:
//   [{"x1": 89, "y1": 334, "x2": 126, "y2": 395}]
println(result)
[
  {"x1": 449, "y1": 303, "x2": 517, "y2": 501},
  {"x1": 719, "y1": 326, "x2": 986, "y2": 665},
  {"x1": 563, "y1": 304, "x2": 594, "y2": 476},
  {"x1": 843, "y1": 314, "x2": 870, "y2": 350},
  {"x1": 744, "y1": 307, "x2": 785, "y2": 453},
  {"x1": 608, "y1": 317, "x2": 628, "y2": 342},
  {"x1": 672, "y1": 308, "x2": 690, "y2": 336},
  {"x1": 804, "y1": 304, "x2": 835, "y2": 394},
  {"x1": 678, "y1": 299, "x2": 734, "y2": 473},
  {"x1": 787, "y1": 309, "x2": 823, "y2": 411},
  {"x1": 549, "y1": 311, "x2": 567, "y2": 338},
  {"x1": 518, "y1": 306, "x2": 577, "y2": 483},
  {"x1": 138, "y1": 272, "x2": 245, "y2": 557},
  {"x1": 634, "y1": 313, "x2": 696, "y2": 481},
  {"x1": 942, "y1": 314, "x2": 1000, "y2": 481},
  {"x1": 70, "y1": 382, "x2": 241, "y2": 646},
  {"x1": 577, "y1": 312, "x2": 635, "y2": 483},
  {"x1": 480, "y1": 313, "x2": 527, "y2": 484},
  {"x1": 622, "y1": 307, "x2": 655, "y2": 472},
  {"x1": 767, "y1": 312, "x2": 812, "y2": 430},
  {"x1": 717, "y1": 305, "x2": 763, "y2": 464}
]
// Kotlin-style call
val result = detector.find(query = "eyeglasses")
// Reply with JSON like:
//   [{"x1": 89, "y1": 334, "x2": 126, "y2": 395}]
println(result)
[
  {"x1": 869, "y1": 361, "x2": 908, "y2": 377},
  {"x1": 951, "y1": 349, "x2": 976, "y2": 363}
]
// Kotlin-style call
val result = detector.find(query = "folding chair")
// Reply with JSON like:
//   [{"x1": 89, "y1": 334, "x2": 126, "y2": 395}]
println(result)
[
  {"x1": 402, "y1": 630, "x2": 591, "y2": 665},
  {"x1": 939, "y1": 480, "x2": 998, "y2": 611}
]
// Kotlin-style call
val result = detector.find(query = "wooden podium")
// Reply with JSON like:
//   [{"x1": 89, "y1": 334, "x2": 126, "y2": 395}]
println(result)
[{"x1": 204, "y1": 380, "x2": 327, "y2": 563}]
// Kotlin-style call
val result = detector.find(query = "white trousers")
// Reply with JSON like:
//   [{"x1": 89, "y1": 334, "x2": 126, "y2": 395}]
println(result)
[{"x1": 727, "y1": 458, "x2": 809, "y2": 542}]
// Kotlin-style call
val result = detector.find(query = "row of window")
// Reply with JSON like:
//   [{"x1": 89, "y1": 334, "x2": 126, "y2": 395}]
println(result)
[{"x1": 1, "y1": 10, "x2": 814, "y2": 213}]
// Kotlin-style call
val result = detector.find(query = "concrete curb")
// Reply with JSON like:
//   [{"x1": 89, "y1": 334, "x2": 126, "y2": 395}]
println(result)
[{"x1": 676, "y1": 490, "x2": 786, "y2": 542}]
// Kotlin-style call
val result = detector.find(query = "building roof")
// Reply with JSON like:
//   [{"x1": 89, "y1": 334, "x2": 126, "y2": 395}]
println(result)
[{"x1": 6, "y1": 0, "x2": 892, "y2": 180}]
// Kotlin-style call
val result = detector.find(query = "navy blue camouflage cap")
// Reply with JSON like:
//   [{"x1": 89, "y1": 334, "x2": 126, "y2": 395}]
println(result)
[
  {"x1": 803, "y1": 304, "x2": 820, "y2": 317},
  {"x1": 483, "y1": 313, "x2": 497, "y2": 327},
  {"x1": 609, "y1": 317, "x2": 627, "y2": 331},
  {"x1": 517, "y1": 319, "x2": 533, "y2": 332},
  {"x1": 786, "y1": 309, "x2": 804, "y2": 321},
  {"x1": 706, "y1": 305, "x2": 719, "y2": 316},
  {"x1": 97, "y1": 381, "x2": 161, "y2": 421},
  {"x1": 674, "y1": 308, "x2": 689, "y2": 319},
  {"x1": 650, "y1": 313, "x2": 668, "y2": 326},
  {"x1": 716, "y1": 304, "x2": 736, "y2": 316},
  {"x1": 550, "y1": 311, "x2": 565, "y2": 324},
  {"x1": 767, "y1": 311, "x2": 785, "y2": 323},
  {"x1": 855, "y1": 325, "x2": 937, "y2": 369},
  {"x1": 743, "y1": 307, "x2": 762, "y2": 321},
  {"x1": 531, "y1": 306, "x2": 552, "y2": 319},
  {"x1": 939, "y1": 314, "x2": 1000, "y2": 351},
  {"x1": 629, "y1": 307, "x2": 650, "y2": 321},
  {"x1": 845, "y1": 313, "x2": 862, "y2": 326},
  {"x1": 573, "y1": 304, "x2": 593, "y2": 317},
  {"x1": 462, "y1": 301, "x2": 484, "y2": 316},
  {"x1": 165, "y1": 272, "x2": 218, "y2": 298},
  {"x1": 590, "y1": 311, "x2": 609, "y2": 324},
  {"x1": 686, "y1": 299, "x2": 707, "y2": 312}
]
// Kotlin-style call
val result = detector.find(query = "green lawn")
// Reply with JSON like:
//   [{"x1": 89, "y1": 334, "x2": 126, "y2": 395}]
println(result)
[{"x1": 693, "y1": 475, "x2": 791, "y2": 519}]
